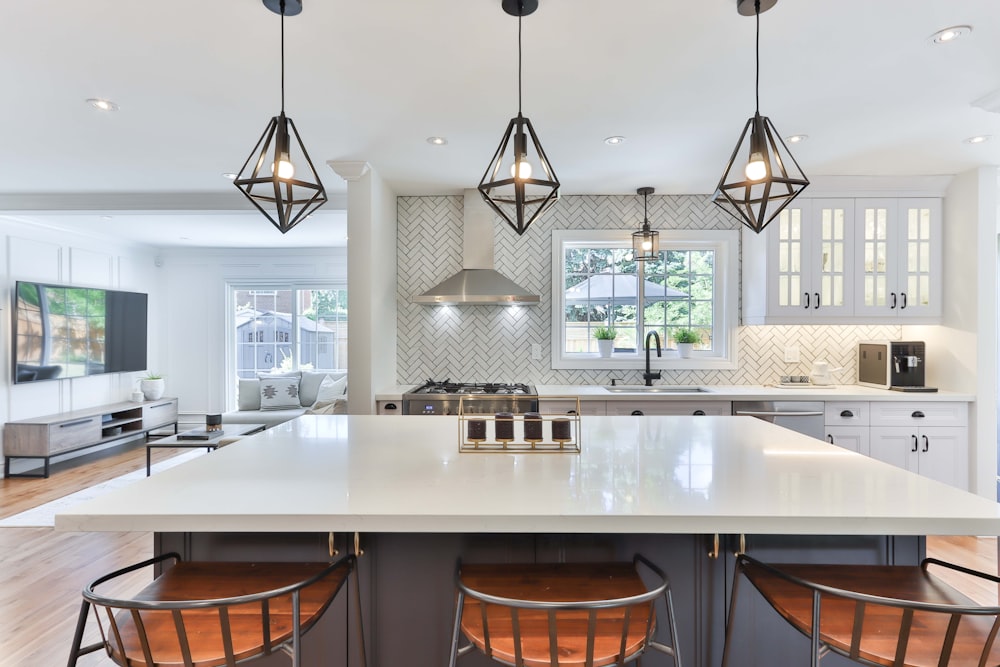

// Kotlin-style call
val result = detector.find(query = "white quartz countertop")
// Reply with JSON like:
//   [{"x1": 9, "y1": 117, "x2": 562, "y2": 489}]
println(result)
[
  {"x1": 56, "y1": 415, "x2": 1000, "y2": 536},
  {"x1": 376, "y1": 384, "x2": 973, "y2": 402}
]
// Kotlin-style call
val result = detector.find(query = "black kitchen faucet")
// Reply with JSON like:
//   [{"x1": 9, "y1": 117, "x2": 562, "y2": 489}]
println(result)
[{"x1": 643, "y1": 331, "x2": 662, "y2": 386}]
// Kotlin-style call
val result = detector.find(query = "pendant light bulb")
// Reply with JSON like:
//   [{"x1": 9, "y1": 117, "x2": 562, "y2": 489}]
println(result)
[
  {"x1": 745, "y1": 152, "x2": 767, "y2": 181},
  {"x1": 641, "y1": 237, "x2": 653, "y2": 252},
  {"x1": 510, "y1": 158, "x2": 533, "y2": 180},
  {"x1": 273, "y1": 156, "x2": 296, "y2": 180}
]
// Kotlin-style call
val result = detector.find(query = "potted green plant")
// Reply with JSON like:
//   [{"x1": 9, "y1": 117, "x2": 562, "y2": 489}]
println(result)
[
  {"x1": 673, "y1": 329, "x2": 700, "y2": 359},
  {"x1": 140, "y1": 372, "x2": 165, "y2": 400},
  {"x1": 593, "y1": 326, "x2": 617, "y2": 358}
]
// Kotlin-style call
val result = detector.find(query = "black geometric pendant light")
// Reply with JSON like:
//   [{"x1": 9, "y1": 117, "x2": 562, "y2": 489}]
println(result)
[
  {"x1": 712, "y1": 0, "x2": 808, "y2": 234},
  {"x1": 478, "y1": 0, "x2": 560, "y2": 236},
  {"x1": 234, "y1": 0, "x2": 327, "y2": 234},
  {"x1": 632, "y1": 187, "x2": 660, "y2": 262}
]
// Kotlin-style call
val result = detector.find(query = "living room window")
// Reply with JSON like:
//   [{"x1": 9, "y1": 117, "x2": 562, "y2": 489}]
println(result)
[
  {"x1": 551, "y1": 230, "x2": 738, "y2": 370},
  {"x1": 231, "y1": 284, "x2": 348, "y2": 379}
]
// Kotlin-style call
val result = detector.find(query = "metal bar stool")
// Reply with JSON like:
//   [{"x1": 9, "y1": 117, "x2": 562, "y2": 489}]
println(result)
[
  {"x1": 68, "y1": 552, "x2": 366, "y2": 667},
  {"x1": 448, "y1": 554, "x2": 682, "y2": 667},
  {"x1": 722, "y1": 553, "x2": 1000, "y2": 667}
]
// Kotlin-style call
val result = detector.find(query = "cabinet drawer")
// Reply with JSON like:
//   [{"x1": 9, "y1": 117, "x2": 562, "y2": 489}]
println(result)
[
  {"x1": 869, "y1": 402, "x2": 968, "y2": 428},
  {"x1": 48, "y1": 417, "x2": 102, "y2": 454},
  {"x1": 824, "y1": 402, "x2": 869, "y2": 426},
  {"x1": 143, "y1": 399, "x2": 178, "y2": 429},
  {"x1": 538, "y1": 400, "x2": 605, "y2": 416},
  {"x1": 606, "y1": 400, "x2": 731, "y2": 416}
]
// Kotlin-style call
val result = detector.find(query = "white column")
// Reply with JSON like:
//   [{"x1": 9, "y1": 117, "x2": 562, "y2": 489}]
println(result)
[{"x1": 328, "y1": 161, "x2": 397, "y2": 414}]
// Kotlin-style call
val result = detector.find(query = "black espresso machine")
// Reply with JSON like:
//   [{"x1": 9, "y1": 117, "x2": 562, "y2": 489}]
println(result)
[{"x1": 858, "y1": 341, "x2": 936, "y2": 392}]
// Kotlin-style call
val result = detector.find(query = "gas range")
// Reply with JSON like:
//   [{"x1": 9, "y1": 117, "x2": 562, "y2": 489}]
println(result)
[{"x1": 402, "y1": 379, "x2": 538, "y2": 415}]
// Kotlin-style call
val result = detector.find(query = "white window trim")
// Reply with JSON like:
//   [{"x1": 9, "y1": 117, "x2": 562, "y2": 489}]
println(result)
[{"x1": 550, "y1": 229, "x2": 739, "y2": 371}]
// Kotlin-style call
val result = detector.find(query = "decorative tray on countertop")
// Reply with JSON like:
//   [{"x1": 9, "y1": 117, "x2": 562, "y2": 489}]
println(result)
[{"x1": 457, "y1": 396, "x2": 581, "y2": 454}]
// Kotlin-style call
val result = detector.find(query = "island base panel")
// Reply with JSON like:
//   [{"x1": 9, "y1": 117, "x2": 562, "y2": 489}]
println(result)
[{"x1": 155, "y1": 532, "x2": 921, "y2": 667}]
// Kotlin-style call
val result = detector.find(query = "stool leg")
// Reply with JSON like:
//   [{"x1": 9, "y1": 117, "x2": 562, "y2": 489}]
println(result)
[
  {"x1": 721, "y1": 561, "x2": 745, "y2": 667},
  {"x1": 811, "y1": 590, "x2": 821, "y2": 667},
  {"x1": 448, "y1": 590, "x2": 466, "y2": 667},
  {"x1": 67, "y1": 600, "x2": 91, "y2": 667},
  {"x1": 664, "y1": 587, "x2": 683, "y2": 667},
  {"x1": 292, "y1": 590, "x2": 302, "y2": 666}
]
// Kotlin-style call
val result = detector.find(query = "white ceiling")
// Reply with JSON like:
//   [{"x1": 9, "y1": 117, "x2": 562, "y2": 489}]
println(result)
[{"x1": 4, "y1": 0, "x2": 1000, "y2": 247}]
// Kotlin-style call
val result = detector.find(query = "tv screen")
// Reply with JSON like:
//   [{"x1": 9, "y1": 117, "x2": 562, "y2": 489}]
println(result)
[{"x1": 13, "y1": 281, "x2": 148, "y2": 384}]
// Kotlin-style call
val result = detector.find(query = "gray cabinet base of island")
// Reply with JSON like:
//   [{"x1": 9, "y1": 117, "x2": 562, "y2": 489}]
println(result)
[{"x1": 154, "y1": 531, "x2": 922, "y2": 667}]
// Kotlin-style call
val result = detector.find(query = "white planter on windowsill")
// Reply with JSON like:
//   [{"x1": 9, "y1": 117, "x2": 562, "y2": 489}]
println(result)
[
  {"x1": 677, "y1": 343, "x2": 694, "y2": 359},
  {"x1": 596, "y1": 339, "x2": 614, "y2": 358}
]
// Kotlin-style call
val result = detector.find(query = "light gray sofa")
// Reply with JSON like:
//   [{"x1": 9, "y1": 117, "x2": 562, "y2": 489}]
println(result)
[{"x1": 222, "y1": 370, "x2": 347, "y2": 429}]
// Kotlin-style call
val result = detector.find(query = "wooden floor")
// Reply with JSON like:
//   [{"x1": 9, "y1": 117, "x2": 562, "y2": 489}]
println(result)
[{"x1": 0, "y1": 442, "x2": 996, "y2": 666}]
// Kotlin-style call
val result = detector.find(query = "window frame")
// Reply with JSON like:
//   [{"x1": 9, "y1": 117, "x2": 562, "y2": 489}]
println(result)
[{"x1": 550, "y1": 229, "x2": 739, "y2": 371}]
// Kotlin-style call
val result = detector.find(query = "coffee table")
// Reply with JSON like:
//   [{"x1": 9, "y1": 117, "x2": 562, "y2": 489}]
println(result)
[{"x1": 146, "y1": 423, "x2": 266, "y2": 476}]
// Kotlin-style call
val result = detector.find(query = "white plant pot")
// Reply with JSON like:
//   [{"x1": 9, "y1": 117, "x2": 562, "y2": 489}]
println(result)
[
  {"x1": 140, "y1": 378, "x2": 165, "y2": 400},
  {"x1": 597, "y1": 339, "x2": 614, "y2": 358},
  {"x1": 677, "y1": 342, "x2": 694, "y2": 359}
]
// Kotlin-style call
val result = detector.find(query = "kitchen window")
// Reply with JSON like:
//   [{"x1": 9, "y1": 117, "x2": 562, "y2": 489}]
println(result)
[
  {"x1": 551, "y1": 230, "x2": 738, "y2": 370},
  {"x1": 229, "y1": 284, "x2": 348, "y2": 379}
]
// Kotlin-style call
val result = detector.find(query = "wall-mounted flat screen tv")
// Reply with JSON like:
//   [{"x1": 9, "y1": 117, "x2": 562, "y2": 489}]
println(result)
[{"x1": 13, "y1": 281, "x2": 148, "y2": 384}]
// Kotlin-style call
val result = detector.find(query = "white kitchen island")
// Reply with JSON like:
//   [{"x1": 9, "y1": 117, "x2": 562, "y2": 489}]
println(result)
[{"x1": 56, "y1": 415, "x2": 1000, "y2": 667}]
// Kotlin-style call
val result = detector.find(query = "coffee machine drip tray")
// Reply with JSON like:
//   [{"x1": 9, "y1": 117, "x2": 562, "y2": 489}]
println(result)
[{"x1": 889, "y1": 386, "x2": 939, "y2": 392}]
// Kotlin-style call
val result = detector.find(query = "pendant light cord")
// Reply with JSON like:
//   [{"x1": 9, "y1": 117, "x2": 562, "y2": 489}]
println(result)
[
  {"x1": 754, "y1": 0, "x2": 760, "y2": 114},
  {"x1": 517, "y1": 11, "x2": 523, "y2": 114},
  {"x1": 280, "y1": 0, "x2": 286, "y2": 113}
]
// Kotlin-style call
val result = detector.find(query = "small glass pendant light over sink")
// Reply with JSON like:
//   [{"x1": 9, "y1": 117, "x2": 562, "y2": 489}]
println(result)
[
  {"x1": 632, "y1": 187, "x2": 660, "y2": 262},
  {"x1": 712, "y1": 0, "x2": 808, "y2": 234},
  {"x1": 234, "y1": 0, "x2": 327, "y2": 234},
  {"x1": 478, "y1": 0, "x2": 560, "y2": 236}
]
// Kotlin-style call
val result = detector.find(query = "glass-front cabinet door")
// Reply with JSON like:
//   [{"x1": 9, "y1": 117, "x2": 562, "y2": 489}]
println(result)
[
  {"x1": 854, "y1": 198, "x2": 941, "y2": 320},
  {"x1": 766, "y1": 199, "x2": 853, "y2": 320}
]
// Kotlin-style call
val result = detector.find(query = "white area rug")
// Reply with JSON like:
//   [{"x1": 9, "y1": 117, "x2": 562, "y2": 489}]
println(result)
[{"x1": 0, "y1": 450, "x2": 206, "y2": 528}]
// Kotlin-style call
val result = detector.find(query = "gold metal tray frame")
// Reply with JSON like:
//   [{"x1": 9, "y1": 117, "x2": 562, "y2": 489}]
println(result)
[{"x1": 457, "y1": 395, "x2": 581, "y2": 453}]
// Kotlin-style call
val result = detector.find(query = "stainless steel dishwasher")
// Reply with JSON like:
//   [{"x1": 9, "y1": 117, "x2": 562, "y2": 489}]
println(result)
[{"x1": 732, "y1": 401, "x2": 825, "y2": 440}]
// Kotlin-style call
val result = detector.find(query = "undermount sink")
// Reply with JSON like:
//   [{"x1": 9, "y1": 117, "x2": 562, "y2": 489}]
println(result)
[{"x1": 603, "y1": 385, "x2": 711, "y2": 393}]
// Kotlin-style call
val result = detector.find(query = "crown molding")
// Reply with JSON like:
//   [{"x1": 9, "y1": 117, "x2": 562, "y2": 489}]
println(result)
[{"x1": 0, "y1": 191, "x2": 348, "y2": 212}]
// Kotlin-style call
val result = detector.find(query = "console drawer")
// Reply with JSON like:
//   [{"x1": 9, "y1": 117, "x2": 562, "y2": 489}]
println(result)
[
  {"x1": 869, "y1": 402, "x2": 968, "y2": 428},
  {"x1": 143, "y1": 399, "x2": 178, "y2": 429}
]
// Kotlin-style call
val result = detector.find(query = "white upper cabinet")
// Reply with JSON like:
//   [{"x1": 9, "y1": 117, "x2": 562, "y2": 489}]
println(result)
[
  {"x1": 742, "y1": 197, "x2": 941, "y2": 324},
  {"x1": 853, "y1": 198, "x2": 941, "y2": 320}
]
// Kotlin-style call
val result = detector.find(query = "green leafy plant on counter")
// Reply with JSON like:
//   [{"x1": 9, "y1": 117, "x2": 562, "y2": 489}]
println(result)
[
  {"x1": 593, "y1": 326, "x2": 617, "y2": 340},
  {"x1": 673, "y1": 328, "x2": 700, "y2": 344},
  {"x1": 143, "y1": 372, "x2": 164, "y2": 380}
]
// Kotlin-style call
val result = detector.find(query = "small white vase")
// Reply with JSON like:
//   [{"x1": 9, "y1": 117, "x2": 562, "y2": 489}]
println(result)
[
  {"x1": 597, "y1": 339, "x2": 614, "y2": 358},
  {"x1": 140, "y1": 378, "x2": 165, "y2": 400},
  {"x1": 677, "y1": 342, "x2": 694, "y2": 359}
]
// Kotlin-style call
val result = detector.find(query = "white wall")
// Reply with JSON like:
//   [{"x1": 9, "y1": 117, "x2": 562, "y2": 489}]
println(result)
[
  {"x1": 156, "y1": 247, "x2": 347, "y2": 421},
  {"x1": 0, "y1": 217, "x2": 161, "y2": 474}
]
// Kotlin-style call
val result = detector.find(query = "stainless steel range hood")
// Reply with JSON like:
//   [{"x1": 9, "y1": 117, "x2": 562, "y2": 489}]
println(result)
[{"x1": 412, "y1": 190, "x2": 540, "y2": 306}]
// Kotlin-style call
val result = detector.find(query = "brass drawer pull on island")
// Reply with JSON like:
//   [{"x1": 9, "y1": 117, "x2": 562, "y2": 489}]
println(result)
[
  {"x1": 354, "y1": 531, "x2": 364, "y2": 557},
  {"x1": 709, "y1": 534, "x2": 720, "y2": 559},
  {"x1": 329, "y1": 532, "x2": 339, "y2": 558}
]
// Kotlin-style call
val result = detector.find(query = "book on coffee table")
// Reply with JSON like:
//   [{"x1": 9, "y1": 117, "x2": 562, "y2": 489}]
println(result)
[{"x1": 177, "y1": 430, "x2": 222, "y2": 441}]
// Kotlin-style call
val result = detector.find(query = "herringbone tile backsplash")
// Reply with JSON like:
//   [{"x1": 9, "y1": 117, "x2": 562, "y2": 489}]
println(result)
[{"x1": 397, "y1": 195, "x2": 901, "y2": 386}]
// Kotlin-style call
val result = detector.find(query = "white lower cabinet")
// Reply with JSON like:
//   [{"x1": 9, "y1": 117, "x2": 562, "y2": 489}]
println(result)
[
  {"x1": 869, "y1": 427, "x2": 968, "y2": 488},
  {"x1": 605, "y1": 401, "x2": 732, "y2": 417},
  {"x1": 538, "y1": 400, "x2": 606, "y2": 416},
  {"x1": 825, "y1": 426, "x2": 870, "y2": 455}
]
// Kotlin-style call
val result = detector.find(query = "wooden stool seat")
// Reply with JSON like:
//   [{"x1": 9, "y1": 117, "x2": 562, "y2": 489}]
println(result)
[
  {"x1": 69, "y1": 553, "x2": 365, "y2": 667},
  {"x1": 449, "y1": 556, "x2": 682, "y2": 667},
  {"x1": 725, "y1": 554, "x2": 1000, "y2": 667}
]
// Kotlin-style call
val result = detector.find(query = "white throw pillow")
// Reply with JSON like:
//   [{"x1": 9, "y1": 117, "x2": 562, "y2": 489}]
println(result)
[
  {"x1": 313, "y1": 375, "x2": 347, "y2": 406},
  {"x1": 259, "y1": 377, "x2": 301, "y2": 410}
]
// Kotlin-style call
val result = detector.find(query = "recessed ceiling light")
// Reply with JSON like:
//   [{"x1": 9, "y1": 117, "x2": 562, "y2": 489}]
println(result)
[
  {"x1": 86, "y1": 98, "x2": 119, "y2": 112},
  {"x1": 222, "y1": 172, "x2": 238, "y2": 180},
  {"x1": 785, "y1": 134, "x2": 809, "y2": 144},
  {"x1": 426, "y1": 136, "x2": 448, "y2": 146},
  {"x1": 604, "y1": 136, "x2": 626, "y2": 146},
  {"x1": 964, "y1": 135, "x2": 992, "y2": 144},
  {"x1": 930, "y1": 25, "x2": 972, "y2": 44}
]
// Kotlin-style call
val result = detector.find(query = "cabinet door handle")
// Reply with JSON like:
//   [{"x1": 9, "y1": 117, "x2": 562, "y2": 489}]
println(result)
[
  {"x1": 922, "y1": 435, "x2": 929, "y2": 453},
  {"x1": 901, "y1": 292, "x2": 908, "y2": 310},
  {"x1": 567, "y1": 410, "x2": 578, "y2": 415},
  {"x1": 911, "y1": 435, "x2": 919, "y2": 452},
  {"x1": 693, "y1": 410, "x2": 706, "y2": 416},
  {"x1": 891, "y1": 292, "x2": 897, "y2": 309},
  {"x1": 828, "y1": 435, "x2": 834, "y2": 444},
  {"x1": 804, "y1": 292, "x2": 810, "y2": 309},
  {"x1": 60, "y1": 418, "x2": 94, "y2": 428},
  {"x1": 385, "y1": 403, "x2": 397, "y2": 410},
  {"x1": 814, "y1": 292, "x2": 820, "y2": 309},
  {"x1": 840, "y1": 410, "x2": 854, "y2": 418},
  {"x1": 631, "y1": 410, "x2": 644, "y2": 416},
  {"x1": 911, "y1": 411, "x2": 925, "y2": 418}
]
